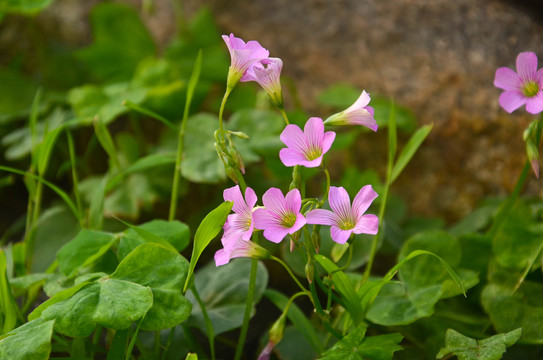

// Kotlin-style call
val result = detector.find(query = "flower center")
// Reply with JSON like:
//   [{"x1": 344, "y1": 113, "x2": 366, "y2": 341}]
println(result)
[
  {"x1": 305, "y1": 147, "x2": 322, "y2": 161},
  {"x1": 522, "y1": 81, "x2": 540, "y2": 97},
  {"x1": 339, "y1": 219, "x2": 355, "y2": 230},
  {"x1": 282, "y1": 213, "x2": 297, "y2": 228}
]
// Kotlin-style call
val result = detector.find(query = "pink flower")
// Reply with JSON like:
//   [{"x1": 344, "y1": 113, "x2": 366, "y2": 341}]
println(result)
[
  {"x1": 253, "y1": 188, "x2": 306, "y2": 243},
  {"x1": 214, "y1": 233, "x2": 269, "y2": 266},
  {"x1": 223, "y1": 185, "x2": 257, "y2": 241},
  {"x1": 323, "y1": 90, "x2": 378, "y2": 131},
  {"x1": 222, "y1": 34, "x2": 269, "y2": 89},
  {"x1": 494, "y1": 52, "x2": 543, "y2": 114},
  {"x1": 242, "y1": 57, "x2": 284, "y2": 108},
  {"x1": 279, "y1": 117, "x2": 336, "y2": 168},
  {"x1": 306, "y1": 185, "x2": 379, "y2": 244}
]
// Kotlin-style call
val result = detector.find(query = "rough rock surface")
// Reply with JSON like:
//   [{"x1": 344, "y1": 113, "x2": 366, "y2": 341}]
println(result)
[{"x1": 179, "y1": 0, "x2": 543, "y2": 221}]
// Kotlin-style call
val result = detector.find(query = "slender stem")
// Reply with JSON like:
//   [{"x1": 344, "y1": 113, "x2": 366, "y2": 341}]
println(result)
[
  {"x1": 362, "y1": 180, "x2": 389, "y2": 284},
  {"x1": 320, "y1": 165, "x2": 331, "y2": 206},
  {"x1": 169, "y1": 124, "x2": 184, "y2": 221},
  {"x1": 361, "y1": 118, "x2": 395, "y2": 284},
  {"x1": 67, "y1": 131, "x2": 84, "y2": 228},
  {"x1": 161, "y1": 327, "x2": 176, "y2": 360},
  {"x1": 271, "y1": 256, "x2": 310, "y2": 294},
  {"x1": 191, "y1": 284, "x2": 215, "y2": 360},
  {"x1": 278, "y1": 107, "x2": 290, "y2": 125},
  {"x1": 234, "y1": 257, "x2": 258, "y2": 360},
  {"x1": 234, "y1": 168, "x2": 247, "y2": 193},
  {"x1": 218, "y1": 88, "x2": 232, "y2": 143}
]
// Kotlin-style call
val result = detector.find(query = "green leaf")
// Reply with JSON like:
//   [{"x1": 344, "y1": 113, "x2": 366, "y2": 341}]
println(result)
[
  {"x1": 390, "y1": 124, "x2": 432, "y2": 183},
  {"x1": 57, "y1": 230, "x2": 117, "y2": 277},
  {"x1": 38, "y1": 243, "x2": 191, "y2": 336},
  {"x1": 398, "y1": 230, "x2": 475, "y2": 298},
  {"x1": 92, "y1": 278, "x2": 152, "y2": 329},
  {"x1": 76, "y1": 2, "x2": 155, "y2": 82},
  {"x1": 481, "y1": 282, "x2": 543, "y2": 343},
  {"x1": 319, "y1": 323, "x2": 403, "y2": 360},
  {"x1": 367, "y1": 281, "x2": 443, "y2": 326},
  {"x1": 0, "y1": 0, "x2": 53, "y2": 15},
  {"x1": 179, "y1": 113, "x2": 225, "y2": 183},
  {"x1": 93, "y1": 117, "x2": 120, "y2": 171},
  {"x1": 68, "y1": 82, "x2": 147, "y2": 125},
  {"x1": 265, "y1": 289, "x2": 323, "y2": 353},
  {"x1": 186, "y1": 259, "x2": 268, "y2": 335},
  {"x1": 35, "y1": 124, "x2": 64, "y2": 176},
  {"x1": 184, "y1": 201, "x2": 233, "y2": 292},
  {"x1": 0, "y1": 250, "x2": 17, "y2": 333},
  {"x1": 111, "y1": 243, "x2": 191, "y2": 331},
  {"x1": 0, "y1": 319, "x2": 54, "y2": 360},
  {"x1": 436, "y1": 328, "x2": 522, "y2": 360},
  {"x1": 41, "y1": 283, "x2": 100, "y2": 337},
  {"x1": 88, "y1": 174, "x2": 109, "y2": 230},
  {"x1": 227, "y1": 108, "x2": 285, "y2": 160},
  {"x1": 493, "y1": 202, "x2": 540, "y2": 270},
  {"x1": 115, "y1": 152, "x2": 176, "y2": 179},
  {"x1": 315, "y1": 254, "x2": 364, "y2": 325},
  {"x1": 118, "y1": 219, "x2": 190, "y2": 259}
]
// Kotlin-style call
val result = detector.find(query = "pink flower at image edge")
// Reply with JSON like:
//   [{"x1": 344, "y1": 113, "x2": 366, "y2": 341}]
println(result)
[{"x1": 494, "y1": 51, "x2": 543, "y2": 114}]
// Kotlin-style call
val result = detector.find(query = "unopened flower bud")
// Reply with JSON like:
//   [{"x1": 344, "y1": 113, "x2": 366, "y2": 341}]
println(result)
[
  {"x1": 258, "y1": 312, "x2": 286, "y2": 360},
  {"x1": 305, "y1": 258, "x2": 315, "y2": 284}
]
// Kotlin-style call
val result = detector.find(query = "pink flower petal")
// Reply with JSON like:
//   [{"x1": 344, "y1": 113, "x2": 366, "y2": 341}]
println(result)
[
  {"x1": 352, "y1": 185, "x2": 378, "y2": 219},
  {"x1": 262, "y1": 224, "x2": 291, "y2": 243},
  {"x1": 321, "y1": 131, "x2": 336, "y2": 155},
  {"x1": 499, "y1": 90, "x2": 527, "y2": 113},
  {"x1": 330, "y1": 226, "x2": 352, "y2": 244},
  {"x1": 494, "y1": 67, "x2": 521, "y2": 91},
  {"x1": 328, "y1": 187, "x2": 352, "y2": 220},
  {"x1": 365, "y1": 106, "x2": 375, "y2": 117},
  {"x1": 306, "y1": 209, "x2": 337, "y2": 226},
  {"x1": 289, "y1": 213, "x2": 307, "y2": 234},
  {"x1": 214, "y1": 248, "x2": 230, "y2": 266},
  {"x1": 279, "y1": 148, "x2": 310, "y2": 167},
  {"x1": 537, "y1": 68, "x2": 543, "y2": 85},
  {"x1": 304, "y1": 117, "x2": 325, "y2": 149},
  {"x1": 261, "y1": 188, "x2": 287, "y2": 216},
  {"x1": 516, "y1": 52, "x2": 538, "y2": 80},
  {"x1": 245, "y1": 187, "x2": 258, "y2": 209},
  {"x1": 284, "y1": 189, "x2": 302, "y2": 214},
  {"x1": 280, "y1": 124, "x2": 306, "y2": 150},
  {"x1": 353, "y1": 214, "x2": 379, "y2": 235},
  {"x1": 525, "y1": 91, "x2": 543, "y2": 114},
  {"x1": 224, "y1": 185, "x2": 245, "y2": 214},
  {"x1": 350, "y1": 90, "x2": 371, "y2": 110}
]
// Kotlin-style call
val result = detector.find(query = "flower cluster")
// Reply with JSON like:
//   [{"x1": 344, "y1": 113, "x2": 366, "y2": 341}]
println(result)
[{"x1": 216, "y1": 35, "x2": 382, "y2": 266}]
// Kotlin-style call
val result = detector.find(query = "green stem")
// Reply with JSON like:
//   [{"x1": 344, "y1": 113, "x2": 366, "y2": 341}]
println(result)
[
  {"x1": 320, "y1": 165, "x2": 331, "y2": 206},
  {"x1": 271, "y1": 256, "x2": 310, "y2": 294},
  {"x1": 191, "y1": 284, "x2": 215, "y2": 360},
  {"x1": 278, "y1": 107, "x2": 290, "y2": 125},
  {"x1": 0, "y1": 166, "x2": 80, "y2": 220},
  {"x1": 67, "y1": 131, "x2": 85, "y2": 228},
  {"x1": 161, "y1": 327, "x2": 176, "y2": 360},
  {"x1": 218, "y1": 87, "x2": 232, "y2": 143},
  {"x1": 169, "y1": 122, "x2": 185, "y2": 221},
  {"x1": 234, "y1": 257, "x2": 258, "y2": 360}
]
